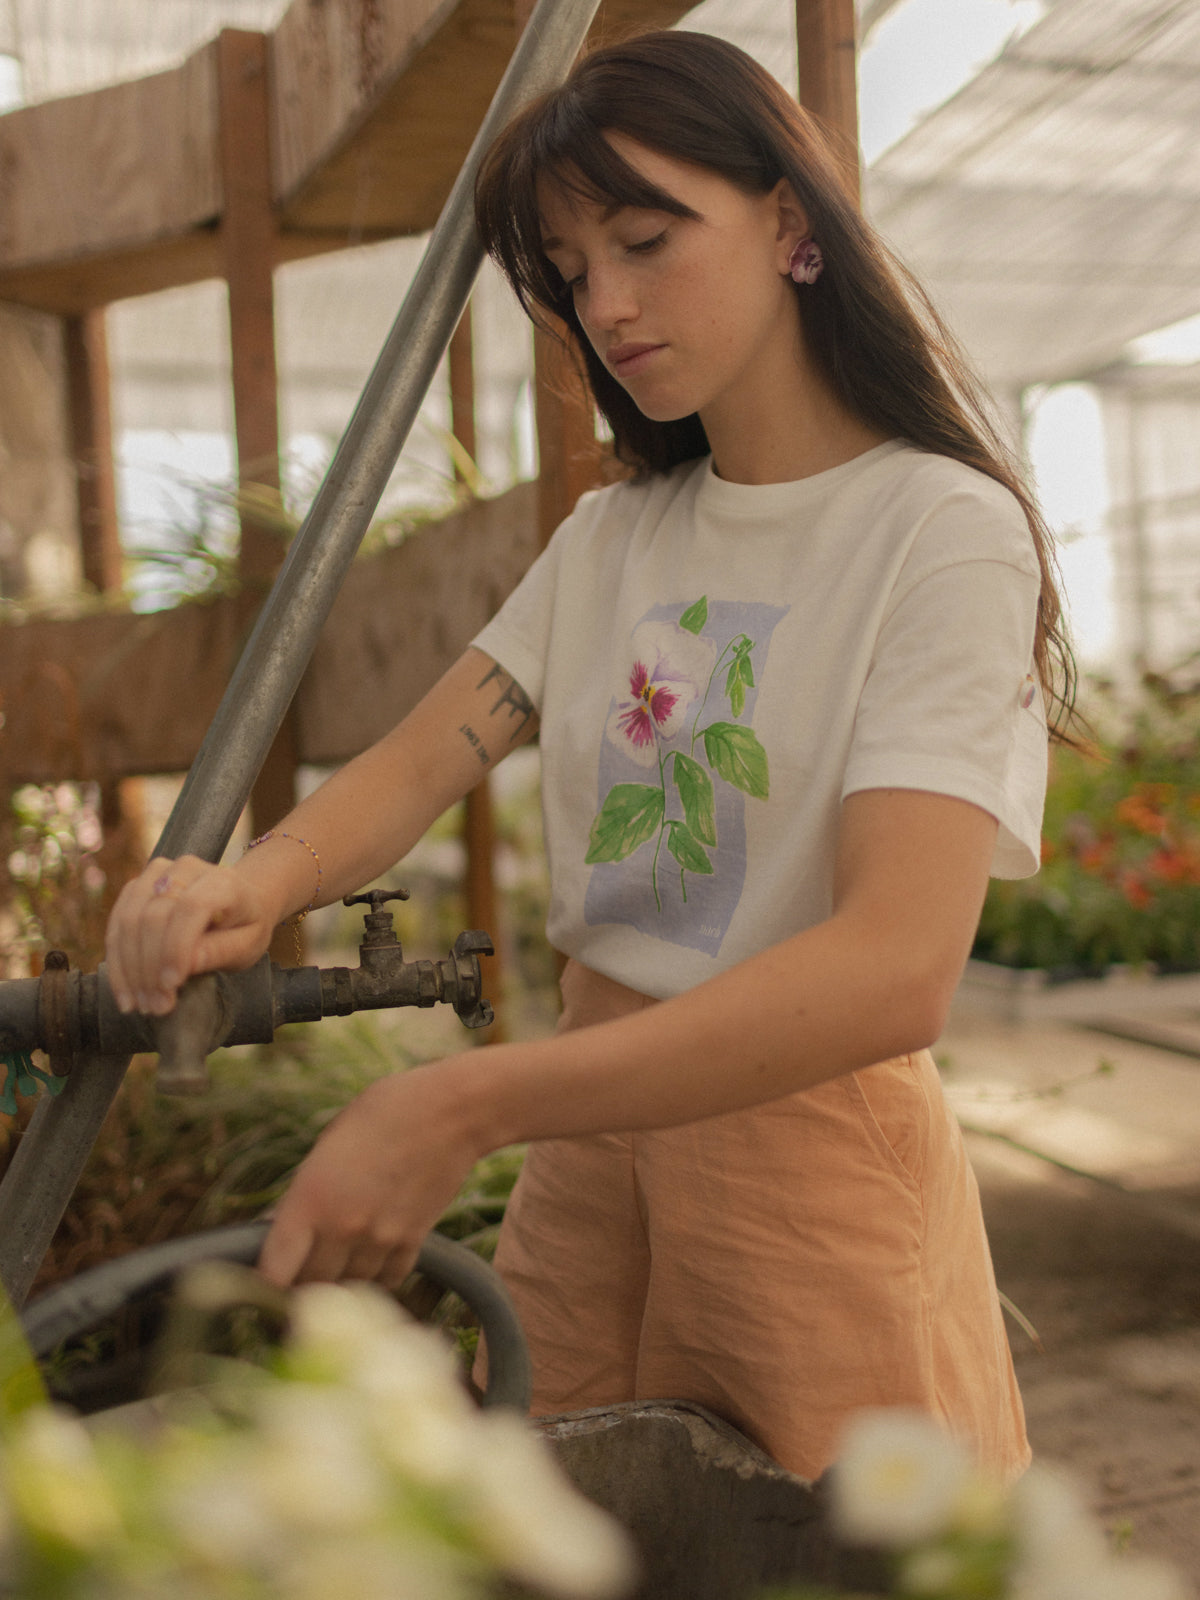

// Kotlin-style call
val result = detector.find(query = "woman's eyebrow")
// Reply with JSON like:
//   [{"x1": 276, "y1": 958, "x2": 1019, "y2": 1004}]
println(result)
[{"x1": 541, "y1": 202, "x2": 632, "y2": 253}]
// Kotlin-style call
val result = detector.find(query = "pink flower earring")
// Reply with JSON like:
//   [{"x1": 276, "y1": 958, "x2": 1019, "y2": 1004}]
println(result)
[{"x1": 788, "y1": 236, "x2": 824, "y2": 285}]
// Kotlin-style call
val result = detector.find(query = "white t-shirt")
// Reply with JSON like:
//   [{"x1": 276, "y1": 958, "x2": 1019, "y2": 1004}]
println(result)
[{"x1": 473, "y1": 439, "x2": 1047, "y2": 1000}]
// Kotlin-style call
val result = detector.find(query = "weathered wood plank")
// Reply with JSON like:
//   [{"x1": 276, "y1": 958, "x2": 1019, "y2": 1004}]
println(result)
[
  {"x1": 0, "y1": 483, "x2": 537, "y2": 787},
  {"x1": 273, "y1": 0, "x2": 695, "y2": 238},
  {"x1": 0, "y1": 46, "x2": 221, "y2": 281},
  {"x1": 270, "y1": 0, "x2": 461, "y2": 223},
  {"x1": 0, "y1": 0, "x2": 696, "y2": 313},
  {"x1": 296, "y1": 479, "x2": 539, "y2": 763},
  {"x1": 0, "y1": 234, "x2": 226, "y2": 318}
]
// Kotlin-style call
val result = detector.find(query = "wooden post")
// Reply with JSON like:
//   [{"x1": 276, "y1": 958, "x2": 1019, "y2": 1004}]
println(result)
[
  {"x1": 218, "y1": 29, "x2": 300, "y2": 962},
  {"x1": 63, "y1": 310, "x2": 122, "y2": 595},
  {"x1": 795, "y1": 0, "x2": 861, "y2": 202},
  {"x1": 450, "y1": 304, "x2": 504, "y2": 1036},
  {"x1": 532, "y1": 327, "x2": 606, "y2": 547},
  {"x1": 63, "y1": 307, "x2": 149, "y2": 950},
  {"x1": 510, "y1": 0, "x2": 606, "y2": 544}
]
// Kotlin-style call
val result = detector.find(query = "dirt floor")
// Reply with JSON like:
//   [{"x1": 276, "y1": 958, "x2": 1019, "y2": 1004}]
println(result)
[{"x1": 971, "y1": 1132, "x2": 1200, "y2": 1592}]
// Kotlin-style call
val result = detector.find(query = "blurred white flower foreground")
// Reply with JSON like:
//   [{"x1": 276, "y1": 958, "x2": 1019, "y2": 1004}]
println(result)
[
  {"x1": 0, "y1": 1278, "x2": 636, "y2": 1600},
  {"x1": 824, "y1": 1409, "x2": 1191, "y2": 1600}
]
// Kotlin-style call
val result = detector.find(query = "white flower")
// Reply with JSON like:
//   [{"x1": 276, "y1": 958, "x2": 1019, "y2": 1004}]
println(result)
[
  {"x1": 605, "y1": 620, "x2": 716, "y2": 768},
  {"x1": 458, "y1": 1409, "x2": 636, "y2": 1599},
  {"x1": 899, "y1": 1544, "x2": 967, "y2": 1594},
  {"x1": 1013, "y1": 1554, "x2": 1191, "y2": 1600},
  {"x1": 1010, "y1": 1465, "x2": 1190, "y2": 1600},
  {"x1": 5, "y1": 1406, "x2": 123, "y2": 1550},
  {"x1": 288, "y1": 1280, "x2": 454, "y2": 1385},
  {"x1": 164, "y1": 1450, "x2": 284, "y2": 1570},
  {"x1": 272, "y1": 1534, "x2": 466, "y2": 1600},
  {"x1": 831, "y1": 1409, "x2": 973, "y2": 1547},
  {"x1": 1010, "y1": 1463, "x2": 1109, "y2": 1584},
  {"x1": 246, "y1": 1386, "x2": 389, "y2": 1532}
]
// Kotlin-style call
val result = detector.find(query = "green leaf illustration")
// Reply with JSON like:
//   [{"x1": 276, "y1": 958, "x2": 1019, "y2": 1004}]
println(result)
[
  {"x1": 679, "y1": 596, "x2": 708, "y2": 635},
  {"x1": 703, "y1": 721, "x2": 770, "y2": 800},
  {"x1": 667, "y1": 819, "x2": 714, "y2": 875},
  {"x1": 725, "y1": 653, "x2": 755, "y2": 718},
  {"x1": 672, "y1": 752, "x2": 717, "y2": 846},
  {"x1": 585, "y1": 783, "x2": 665, "y2": 863}
]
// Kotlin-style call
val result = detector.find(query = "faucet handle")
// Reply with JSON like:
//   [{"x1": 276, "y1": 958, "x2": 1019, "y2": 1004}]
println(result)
[{"x1": 343, "y1": 888, "x2": 410, "y2": 912}]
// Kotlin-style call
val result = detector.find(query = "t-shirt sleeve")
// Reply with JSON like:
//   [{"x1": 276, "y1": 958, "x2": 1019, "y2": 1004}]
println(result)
[
  {"x1": 841, "y1": 516, "x2": 1049, "y2": 879},
  {"x1": 469, "y1": 519, "x2": 568, "y2": 712}
]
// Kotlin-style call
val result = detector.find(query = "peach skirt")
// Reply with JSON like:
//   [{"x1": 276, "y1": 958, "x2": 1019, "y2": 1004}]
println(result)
[{"x1": 485, "y1": 959, "x2": 1029, "y2": 1483}]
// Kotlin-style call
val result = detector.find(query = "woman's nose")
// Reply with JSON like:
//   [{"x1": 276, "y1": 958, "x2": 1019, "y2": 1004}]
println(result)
[{"x1": 580, "y1": 264, "x2": 636, "y2": 331}]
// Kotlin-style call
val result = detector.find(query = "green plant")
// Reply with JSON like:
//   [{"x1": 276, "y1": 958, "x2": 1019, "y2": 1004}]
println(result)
[
  {"x1": 1, "y1": 1015, "x2": 524, "y2": 1299},
  {"x1": 973, "y1": 679, "x2": 1200, "y2": 973},
  {"x1": 2, "y1": 784, "x2": 109, "y2": 975}
]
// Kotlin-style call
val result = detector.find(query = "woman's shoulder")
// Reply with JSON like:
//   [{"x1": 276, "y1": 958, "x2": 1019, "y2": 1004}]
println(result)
[
  {"x1": 550, "y1": 456, "x2": 709, "y2": 545},
  {"x1": 881, "y1": 446, "x2": 1038, "y2": 576}
]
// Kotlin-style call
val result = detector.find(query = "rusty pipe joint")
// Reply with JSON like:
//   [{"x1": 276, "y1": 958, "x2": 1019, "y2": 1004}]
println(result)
[{"x1": 0, "y1": 926, "x2": 493, "y2": 1093}]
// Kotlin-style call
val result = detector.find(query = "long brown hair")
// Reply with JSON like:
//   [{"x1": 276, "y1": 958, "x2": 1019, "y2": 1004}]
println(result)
[{"x1": 475, "y1": 29, "x2": 1076, "y2": 736}]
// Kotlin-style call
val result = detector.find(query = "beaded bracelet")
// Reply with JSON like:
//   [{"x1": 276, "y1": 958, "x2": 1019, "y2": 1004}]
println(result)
[{"x1": 245, "y1": 829, "x2": 323, "y2": 962}]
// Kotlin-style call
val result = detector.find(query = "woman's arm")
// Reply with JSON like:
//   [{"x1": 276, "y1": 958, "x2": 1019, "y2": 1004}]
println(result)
[
  {"x1": 104, "y1": 647, "x2": 538, "y2": 1016},
  {"x1": 258, "y1": 786, "x2": 998, "y2": 1287}
]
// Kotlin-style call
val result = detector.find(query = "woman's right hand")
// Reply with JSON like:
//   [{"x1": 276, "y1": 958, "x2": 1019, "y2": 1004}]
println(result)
[{"x1": 105, "y1": 855, "x2": 279, "y2": 1016}]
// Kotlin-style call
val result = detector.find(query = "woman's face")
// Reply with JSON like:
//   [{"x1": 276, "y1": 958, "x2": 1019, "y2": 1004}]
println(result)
[{"x1": 537, "y1": 135, "x2": 807, "y2": 433}]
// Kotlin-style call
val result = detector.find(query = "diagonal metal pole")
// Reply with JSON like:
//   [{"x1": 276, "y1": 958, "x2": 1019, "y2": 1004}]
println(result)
[{"x1": 0, "y1": 0, "x2": 601, "y2": 1306}]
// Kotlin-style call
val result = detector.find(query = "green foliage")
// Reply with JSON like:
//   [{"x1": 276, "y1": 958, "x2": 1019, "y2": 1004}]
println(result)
[
  {"x1": 585, "y1": 783, "x2": 665, "y2": 864},
  {"x1": 974, "y1": 679, "x2": 1200, "y2": 972},
  {"x1": 673, "y1": 752, "x2": 717, "y2": 846},
  {"x1": 702, "y1": 720, "x2": 770, "y2": 799}
]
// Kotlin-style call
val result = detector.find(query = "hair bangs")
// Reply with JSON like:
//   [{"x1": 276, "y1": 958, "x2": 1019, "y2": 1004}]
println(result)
[{"x1": 476, "y1": 83, "x2": 698, "y2": 323}]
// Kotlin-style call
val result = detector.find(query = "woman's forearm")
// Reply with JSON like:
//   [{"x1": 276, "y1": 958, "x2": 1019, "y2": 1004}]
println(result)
[
  {"x1": 228, "y1": 647, "x2": 540, "y2": 922},
  {"x1": 448, "y1": 787, "x2": 997, "y2": 1150},
  {"x1": 455, "y1": 914, "x2": 934, "y2": 1149}
]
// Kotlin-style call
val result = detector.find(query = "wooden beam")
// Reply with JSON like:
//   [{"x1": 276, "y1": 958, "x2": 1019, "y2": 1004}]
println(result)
[
  {"x1": 273, "y1": 0, "x2": 693, "y2": 238},
  {"x1": 0, "y1": 0, "x2": 694, "y2": 315},
  {"x1": 450, "y1": 301, "x2": 503, "y2": 1034},
  {"x1": 297, "y1": 482, "x2": 540, "y2": 765},
  {"x1": 218, "y1": 28, "x2": 295, "y2": 955},
  {"x1": 0, "y1": 483, "x2": 540, "y2": 789},
  {"x1": 62, "y1": 308, "x2": 148, "y2": 920},
  {"x1": 218, "y1": 29, "x2": 283, "y2": 581},
  {"x1": 63, "y1": 310, "x2": 122, "y2": 595},
  {"x1": 795, "y1": 0, "x2": 861, "y2": 201},
  {"x1": 0, "y1": 46, "x2": 221, "y2": 288},
  {"x1": 533, "y1": 327, "x2": 607, "y2": 547},
  {"x1": 449, "y1": 305, "x2": 478, "y2": 476}
]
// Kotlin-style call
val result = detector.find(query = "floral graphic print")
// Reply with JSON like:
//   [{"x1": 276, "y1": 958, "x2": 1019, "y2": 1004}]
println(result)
[
  {"x1": 586, "y1": 596, "x2": 771, "y2": 912},
  {"x1": 605, "y1": 618, "x2": 715, "y2": 766}
]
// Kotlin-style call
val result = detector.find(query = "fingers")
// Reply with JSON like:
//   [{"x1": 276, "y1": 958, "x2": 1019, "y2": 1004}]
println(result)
[
  {"x1": 106, "y1": 855, "x2": 263, "y2": 1015},
  {"x1": 258, "y1": 1206, "x2": 419, "y2": 1291}
]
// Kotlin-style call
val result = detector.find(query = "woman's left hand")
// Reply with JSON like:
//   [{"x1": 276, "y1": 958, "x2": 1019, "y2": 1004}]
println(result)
[{"x1": 257, "y1": 1060, "x2": 485, "y2": 1289}]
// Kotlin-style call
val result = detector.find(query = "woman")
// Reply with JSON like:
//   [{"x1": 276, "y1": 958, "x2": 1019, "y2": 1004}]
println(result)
[{"x1": 106, "y1": 31, "x2": 1072, "y2": 1482}]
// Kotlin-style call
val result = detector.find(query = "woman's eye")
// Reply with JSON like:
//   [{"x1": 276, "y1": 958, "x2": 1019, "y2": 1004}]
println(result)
[{"x1": 627, "y1": 230, "x2": 667, "y2": 256}]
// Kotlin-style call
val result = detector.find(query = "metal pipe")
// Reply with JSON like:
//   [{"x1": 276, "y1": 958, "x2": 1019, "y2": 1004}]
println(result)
[
  {"x1": 0, "y1": 0, "x2": 601, "y2": 1306},
  {"x1": 161, "y1": 0, "x2": 601, "y2": 863}
]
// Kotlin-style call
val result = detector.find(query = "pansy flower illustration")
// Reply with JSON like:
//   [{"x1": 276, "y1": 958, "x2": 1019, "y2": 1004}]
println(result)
[
  {"x1": 589, "y1": 598, "x2": 771, "y2": 912},
  {"x1": 605, "y1": 619, "x2": 716, "y2": 768}
]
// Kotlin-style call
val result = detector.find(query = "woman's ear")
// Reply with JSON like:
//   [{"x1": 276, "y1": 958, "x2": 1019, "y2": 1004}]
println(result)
[{"x1": 771, "y1": 178, "x2": 812, "y2": 274}]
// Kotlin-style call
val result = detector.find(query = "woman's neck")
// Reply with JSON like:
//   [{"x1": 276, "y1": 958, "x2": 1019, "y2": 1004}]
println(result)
[{"x1": 702, "y1": 323, "x2": 889, "y2": 486}]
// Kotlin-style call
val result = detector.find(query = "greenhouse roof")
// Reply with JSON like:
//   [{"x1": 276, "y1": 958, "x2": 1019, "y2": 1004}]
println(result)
[{"x1": 866, "y1": 0, "x2": 1200, "y2": 389}]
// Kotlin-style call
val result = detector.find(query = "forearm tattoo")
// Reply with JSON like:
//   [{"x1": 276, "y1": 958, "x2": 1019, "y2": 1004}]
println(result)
[{"x1": 475, "y1": 662, "x2": 536, "y2": 740}]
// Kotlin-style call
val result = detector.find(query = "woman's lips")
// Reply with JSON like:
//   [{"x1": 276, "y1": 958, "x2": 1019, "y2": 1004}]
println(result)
[{"x1": 608, "y1": 342, "x2": 664, "y2": 378}]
